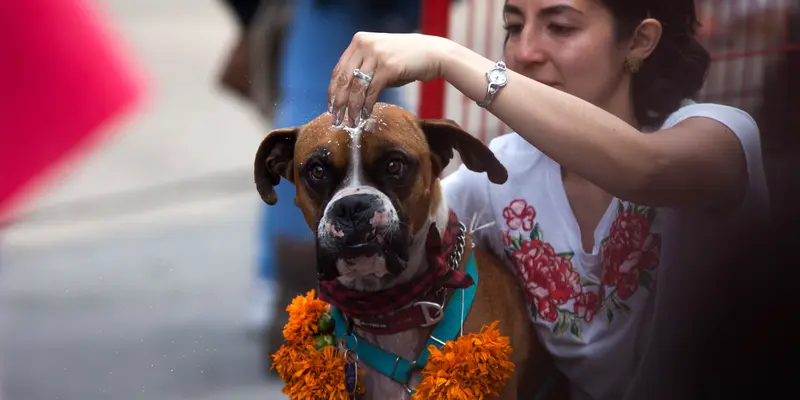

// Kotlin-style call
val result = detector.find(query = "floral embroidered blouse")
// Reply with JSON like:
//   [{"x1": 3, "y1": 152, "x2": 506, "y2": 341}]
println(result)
[{"x1": 441, "y1": 100, "x2": 770, "y2": 400}]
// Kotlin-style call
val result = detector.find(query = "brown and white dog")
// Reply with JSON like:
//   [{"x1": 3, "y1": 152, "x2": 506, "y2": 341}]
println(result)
[{"x1": 254, "y1": 103, "x2": 566, "y2": 399}]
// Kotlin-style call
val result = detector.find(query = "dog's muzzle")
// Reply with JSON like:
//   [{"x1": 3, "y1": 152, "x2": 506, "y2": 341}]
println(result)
[
  {"x1": 330, "y1": 193, "x2": 386, "y2": 257},
  {"x1": 316, "y1": 190, "x2": 407, "y2": 281}
]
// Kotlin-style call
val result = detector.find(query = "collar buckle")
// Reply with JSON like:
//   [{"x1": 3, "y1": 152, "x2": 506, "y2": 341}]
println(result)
[{"x1": 414, "y1": 301, "x2": 445, "y2": 327}]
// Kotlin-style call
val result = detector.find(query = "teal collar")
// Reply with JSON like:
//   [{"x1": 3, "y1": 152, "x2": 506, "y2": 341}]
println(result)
[{"x1": 331, "y1": 251, "x2": 479, "y2": 391}]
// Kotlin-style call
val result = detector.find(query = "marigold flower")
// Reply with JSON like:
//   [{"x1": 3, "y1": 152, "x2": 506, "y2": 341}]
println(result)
[
  {"x1": 412, "y1": 320, "x2": 515, "y2": 399},
  {"x1": 282, "y1": 289, "x2": 330, "y2": 345}
]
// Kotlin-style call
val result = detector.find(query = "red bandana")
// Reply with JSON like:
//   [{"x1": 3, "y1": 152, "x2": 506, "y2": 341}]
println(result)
[{"x1": 317, "y1": 210, "x2": 474, "y2": 334}]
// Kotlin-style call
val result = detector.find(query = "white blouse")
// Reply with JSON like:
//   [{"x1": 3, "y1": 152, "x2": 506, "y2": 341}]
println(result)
[{"x1": 442, "y1": 100, "x2": 770, "y2": 400}]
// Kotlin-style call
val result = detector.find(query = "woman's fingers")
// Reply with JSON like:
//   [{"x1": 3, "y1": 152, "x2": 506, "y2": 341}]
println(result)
[
  {"x1": 328, "y1": 48, "x2": 364, "y2": 125},
  {"x1": 363, "y1": 62, "x2": 395, "y2": 117},
  {"x1": 328, "y1": 41, "x2": 358, "y2": 115},
  {"x1": 346, "y1": 57, "x2": 378, "y2": 126}
]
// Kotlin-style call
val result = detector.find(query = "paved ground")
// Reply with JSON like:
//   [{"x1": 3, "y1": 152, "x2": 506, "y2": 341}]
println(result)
[
  {"x1": 0, "y1": 1, "x2": 287, "y2": 399},
  {"x1": 1, "y1": 197, "x2": 286, "y2": 400}
]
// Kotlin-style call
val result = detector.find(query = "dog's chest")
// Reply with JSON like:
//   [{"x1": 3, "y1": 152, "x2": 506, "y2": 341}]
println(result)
[{"x1": 357, "y1": 329, "x2": 427, "y2": 400}]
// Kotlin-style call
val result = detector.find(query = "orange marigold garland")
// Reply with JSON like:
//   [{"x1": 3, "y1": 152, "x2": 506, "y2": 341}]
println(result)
[
  {"x1": 271, "y1": 291, "x2": 515, "y2": 400},
  {"x1": 281, "y1": 289, "x2": 330, "y2": 346},
  {"x1": 412, "y1": 320, "x2": 515, "y2": 400},
  {"x1": 270, "y1": 289, "x2": 364, "y2": 400}
]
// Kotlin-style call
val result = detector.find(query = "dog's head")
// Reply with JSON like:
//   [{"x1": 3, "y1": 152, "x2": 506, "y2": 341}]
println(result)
[{"x1": 254, "y1": 103, "x2": 507, "y2": 291}]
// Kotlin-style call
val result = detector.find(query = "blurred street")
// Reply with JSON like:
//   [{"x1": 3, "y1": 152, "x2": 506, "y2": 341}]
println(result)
[{"x1": 0, "y1": 0, "x2": 286, "y2": 398}]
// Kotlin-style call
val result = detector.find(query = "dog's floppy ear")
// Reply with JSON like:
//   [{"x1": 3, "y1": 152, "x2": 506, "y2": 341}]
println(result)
[
  {"x1": 254, "y1": 127, "x2": 298, "y2": 205},
  {"x1": 418, "y1": 118, "x2": 508, "y2": 184}
]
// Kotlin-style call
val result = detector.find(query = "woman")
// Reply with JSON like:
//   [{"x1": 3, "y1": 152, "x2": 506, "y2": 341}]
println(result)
[{"x1": 327, "y1": 0, "x2": 770, "y2": 399}]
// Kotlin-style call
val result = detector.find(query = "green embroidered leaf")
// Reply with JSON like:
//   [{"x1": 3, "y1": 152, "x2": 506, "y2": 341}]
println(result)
[
  {"x1": 580, "y1": 277, "x2": 598, "y2": 286},
  {"x1": 617, "y1": 200, "x2": 625, "y2": 215},
  {"x1": 559, "y1": 251, "x2": 575, "y2": 260},
  {"x1": 554, "y1": 315, "x2": 569, "y2": 336},
  {"x1": 639, "y1": 270, "x2": 655, "y2": 292},
  {"x1": 530, "y1": 223, "x2": 542, "y2": 241},
  {"x1": 511, "y1": 235, "x2": 522, "y2": 250},
  {"x1": 609, "y1": 295, "x2": 631, "y2": 315},
  {"x1": 605, "y1": 307, "x2": 614, "y2": 325},
  {"x1": 570, "y1": 320, "x2": 583, "y2": 340}
]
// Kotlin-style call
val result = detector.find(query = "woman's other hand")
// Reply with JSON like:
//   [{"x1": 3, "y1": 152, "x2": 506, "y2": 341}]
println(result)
[{"x1": 327, "y1": 32, "x2": 453, "y2": 126}]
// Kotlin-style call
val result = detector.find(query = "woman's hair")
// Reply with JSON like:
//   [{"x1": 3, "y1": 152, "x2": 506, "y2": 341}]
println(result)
[
  {"x1": 503, "y1": 0, "x2": 711, "y2": 126},
  {"x1": 604, "y1": 0, "x2": 711, "y2": 125}
]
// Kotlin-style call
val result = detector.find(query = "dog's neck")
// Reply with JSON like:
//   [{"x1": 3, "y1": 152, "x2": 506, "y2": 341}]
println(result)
[{"x1": 351, "y1": 185, "x2": 451, "y2": 399}]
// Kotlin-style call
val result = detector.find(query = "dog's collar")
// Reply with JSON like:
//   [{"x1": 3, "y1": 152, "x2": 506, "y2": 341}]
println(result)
[
  {"x1": 317, "y1": 210, "x2": 474, "y2": 335},
  {"x1": 331, "y1": 251, "x2": 479, "y2": 392}
]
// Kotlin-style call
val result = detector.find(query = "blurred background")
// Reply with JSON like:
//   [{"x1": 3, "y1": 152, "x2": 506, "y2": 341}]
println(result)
[
  {"x1": 0, "y1": 0, "x2": 796, "y2": 399},
  {"x1": 0, "y1": 0, "x2": 284, "y2": 399}
]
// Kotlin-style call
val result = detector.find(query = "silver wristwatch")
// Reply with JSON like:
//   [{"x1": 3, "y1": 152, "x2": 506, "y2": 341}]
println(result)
[{"x1": 476, "y1": 61, "x2": 508, "y2": 108}]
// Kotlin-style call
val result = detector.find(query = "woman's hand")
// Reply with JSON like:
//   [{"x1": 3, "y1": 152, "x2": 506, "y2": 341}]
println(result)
[{"x1": 327, "y1": 32, "x2": 453, "y2": 126}]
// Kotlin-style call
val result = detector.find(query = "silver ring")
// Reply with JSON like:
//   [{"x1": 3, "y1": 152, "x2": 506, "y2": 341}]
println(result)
[{"x1": 353, "y1": 68, "x2": 373, "y2": 84}]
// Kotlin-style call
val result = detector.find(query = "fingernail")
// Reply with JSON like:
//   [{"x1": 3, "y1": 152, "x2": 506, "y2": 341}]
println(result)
[{"x1": 334, "y1": 108, "x2": 345, "y2": 126}]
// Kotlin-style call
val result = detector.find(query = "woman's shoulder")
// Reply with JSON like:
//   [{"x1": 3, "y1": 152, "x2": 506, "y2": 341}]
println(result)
[
  {"x1": 659, "y1": 99, "x2": 763, "y2": 165},
  {"x1": 660, "y1": 99, "x2": 770, "y2": 216},
  {"x1": 660, "y1": 99, "x2": 759, "y2": 133}
]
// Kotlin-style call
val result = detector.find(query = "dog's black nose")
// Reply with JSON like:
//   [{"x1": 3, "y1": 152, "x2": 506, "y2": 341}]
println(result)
[{"x1": 331, "y1": 193, "x2": 375, "y2": 224}]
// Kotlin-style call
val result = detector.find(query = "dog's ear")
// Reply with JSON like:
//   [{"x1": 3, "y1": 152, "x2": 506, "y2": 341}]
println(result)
[
  {"x1": 254, "y1": 127, "x2": 298, "y2": 205},
  {"x1": 418, "y1": 118, "x2": 508, "y2": 184}
]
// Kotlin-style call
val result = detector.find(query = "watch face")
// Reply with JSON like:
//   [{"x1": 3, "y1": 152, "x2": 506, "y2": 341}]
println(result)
[{"x1": 489, "y1": 68, "x2": 507, "y2": 85}]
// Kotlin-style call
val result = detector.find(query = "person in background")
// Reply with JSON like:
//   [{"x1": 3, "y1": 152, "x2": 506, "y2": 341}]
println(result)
[
  {"x1": 243, "y1": 0, "x2": 421, "y2": 377},
  {"x1": 217, "y1": 0, "x2": 264, "y2": 101}
]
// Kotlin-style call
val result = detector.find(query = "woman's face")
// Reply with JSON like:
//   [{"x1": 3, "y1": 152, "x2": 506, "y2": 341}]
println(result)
[{"x1": 503, "y1": 0, "x2": 630, "y2": 107}]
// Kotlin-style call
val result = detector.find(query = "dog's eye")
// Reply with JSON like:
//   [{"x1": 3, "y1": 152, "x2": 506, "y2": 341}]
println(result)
[
  {"x1": 385, "y1": 158, "x2": 405, "y2": 177},
  {"x1": 308, "y1": 162, "x2": 326, "y2": 180}
]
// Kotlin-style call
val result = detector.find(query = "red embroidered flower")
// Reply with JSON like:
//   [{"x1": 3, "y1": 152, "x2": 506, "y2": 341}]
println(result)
[
  {"x1": 573, "y1": 291, "x2": 600, "y2": 322},
  {"x1": 503, "y1": 199, "x2": 536, "y2": 231},
  {"x1": 601, "y1": 210, "x2": 661, "y2": 300},
  {"x1": 511, "y1": 240, "x2": 582, "y2": 322}
]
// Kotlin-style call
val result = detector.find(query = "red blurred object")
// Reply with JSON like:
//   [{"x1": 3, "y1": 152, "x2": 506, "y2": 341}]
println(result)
[
  {"x1": 418, "y1": 0, "x2": 451, "y2": 119},
  {"x1": 0, "y1": 0, "x2": 146, "y2": 222}
]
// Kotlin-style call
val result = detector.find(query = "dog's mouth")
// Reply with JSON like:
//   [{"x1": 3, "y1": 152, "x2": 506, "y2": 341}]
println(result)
[
  {"x1": 317, "y1": 228, "x2": 409, "y2": 283},
  {"x1": 340, "y1": 231, "x2": 384, "y2": 259}
]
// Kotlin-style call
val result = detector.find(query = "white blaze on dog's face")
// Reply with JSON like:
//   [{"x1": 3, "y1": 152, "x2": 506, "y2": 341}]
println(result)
[
  {"x1": 316, "y1": 127, "x2": 401, "y2": 289},
  {"x1": 254, "y1": 103, "x2": 508, "y2": 292}
]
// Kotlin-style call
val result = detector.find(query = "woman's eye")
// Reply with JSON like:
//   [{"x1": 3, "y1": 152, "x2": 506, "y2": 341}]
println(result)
[
  {"x1": 548, "y1": 24, "x2": 575, "y2": 36},
  {"x1": 503, "y1": 23, "x2": 522, "y2": 35},
  {"x1": 308, "y1": 163, "x2": 326, "y2": 180},
  {"x1": 385, "y1": 158, "x2": 405, "y2": 177}
]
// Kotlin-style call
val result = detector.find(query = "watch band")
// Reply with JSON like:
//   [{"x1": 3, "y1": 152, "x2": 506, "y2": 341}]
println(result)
[
  {"x1": 476, "y1": 61, "x2": 508, "y2": 109},
  {"x1": 477, "y1": 84, "x2": 500, "y2": 108}
]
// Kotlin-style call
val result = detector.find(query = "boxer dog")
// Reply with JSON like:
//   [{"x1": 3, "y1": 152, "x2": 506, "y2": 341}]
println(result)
[{"x1": 254, "y1": 103, "x2": 566, "y2": 399}]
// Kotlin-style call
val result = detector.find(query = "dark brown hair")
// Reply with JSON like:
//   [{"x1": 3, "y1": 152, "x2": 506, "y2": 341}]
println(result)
[{"x1": 603, "y1": 0, "x2": 710, "y2": 125}]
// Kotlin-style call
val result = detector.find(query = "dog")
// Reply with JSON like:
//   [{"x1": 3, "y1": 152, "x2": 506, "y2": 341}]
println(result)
[{"x1": 254, "y1": 103, "x2": 566, "y2": 399}]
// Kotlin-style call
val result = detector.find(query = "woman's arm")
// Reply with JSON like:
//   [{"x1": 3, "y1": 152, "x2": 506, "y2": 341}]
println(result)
[{"x1": 440, "y1": 41, "x2": 749, "y2": 210}]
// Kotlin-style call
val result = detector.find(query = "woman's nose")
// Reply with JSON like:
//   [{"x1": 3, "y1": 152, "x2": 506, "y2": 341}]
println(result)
[{"x1": 512, "y1": 31, "x2": 548, "y2": 66}]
